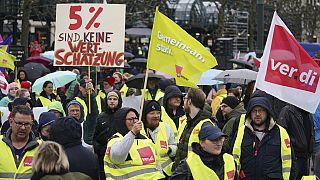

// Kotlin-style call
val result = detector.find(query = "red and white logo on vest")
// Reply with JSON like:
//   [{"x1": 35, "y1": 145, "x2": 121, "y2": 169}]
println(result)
[
  {"x1": 137, "y1": 147, "x2": 155, "y2": 165},
  {"x1": 255, "y1": 12, "x2": 320, "y2": 113},
  {"x1": 160, "y1": 140, "x2": 167, "y2": 149},
  {"x1": 226, "y1": 170, "x2": 235, "y2": 180},
  {"x1": 106, "y1": 147, "x2": 111, "y2": 156},
  {"x1": 284, "y1": 138, "x2": 290, "y2": 148},
  {"x1": 24, "y1": 156, "x2": 33, "y2": 166}
]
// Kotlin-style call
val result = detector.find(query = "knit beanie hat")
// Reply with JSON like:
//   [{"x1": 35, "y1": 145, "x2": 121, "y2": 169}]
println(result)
[
  {"x1": 20, "y1": 81, "x2": 31, "y2": 89},
  {"x1": 143, "y1": 100, "x2": 161, "y2": 115},
  {"x1": 107, "y1": 91, "x2": 119, "y2": 99},
  {"x1": 49, "y1": 116, "x2": 82, "y2": 147},
  {"x1": 105, "y1": 76, "x2": 115, "y2": 86},
  {"x1": 8, "y1": 82, "x2": 19, "y2": 90},
  {"x1": 38, "y1": 112, "x2": 57, "y2": 130},
  {"x1": 221, "y1": 96, "x2": 239, "y2": 109}
]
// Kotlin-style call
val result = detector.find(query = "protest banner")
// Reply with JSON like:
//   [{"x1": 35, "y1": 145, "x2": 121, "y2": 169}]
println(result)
[
  {"x1": 54, "y1": 4, "x2": 125, "y2": 67},
  {"x1": 147, "y1": 8, "x2": 218, "y2": 88},
  {"x1": 256, "y1": 12, "x2": 320, "y2": 113}
]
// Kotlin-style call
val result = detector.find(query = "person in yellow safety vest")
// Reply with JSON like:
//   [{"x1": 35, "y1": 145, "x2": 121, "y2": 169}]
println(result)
[
  {"x1": 161, "y1": 85, "x2": 186, "y2": 140},
  {"x1": 0, "y1": 105, "x2": 41, "y2": 180},
  {"x1": 170, "y1": 125, "x2": 237, "y2": 180},
  {"x1": 144, "y1": 78, "x2": 165, "y2": 102},
  {"x1": 120, "y1": 73, "x2": 133, "y2": 97},
  {"x1": 172, "y1": 88, "x2": 214, "y2": 171},
  {"x1": 34, "y1": 81, "x2": 60, "y2": 107},
  {"x1": 15, "y1": 69, "x2": 32, "y2": 89},
  {"x1": 231, "y1": 97, "x2": 293, "y2": 179},
  {"x1": 220, "y1": 96, "x2": 246, "y2": 152},
  {"x1": 104, "y1": 107, "x2": 165, "y2": 179},
  {"x1": 142, "y1": 100, "x2": 177, "y2": 177},
  {"x1": 98, "y1": 76, "x2": 115, "y2": 100},
  {"x1": 74, "y1": 79, "x2": 99, "y2": 145},
  {"x1": 211, "y1": 84, "x2": 227, "y2": 115}
]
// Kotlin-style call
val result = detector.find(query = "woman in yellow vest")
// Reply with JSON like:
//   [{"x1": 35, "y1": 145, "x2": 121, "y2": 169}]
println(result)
[
  {"x1": 16, "y1": 69, "x2": 32, "y2": 88},
  {"x1": 34, "y1": 81, "x2": 60, "y2": 107},
  {"x1": 142, "y1": 100, "x2": 177, "y2": 177},
  {"x1": 104, "y1": 107, "x2": 164, "y2": 180},
  {"x1": 171, "y1": 125, "x2": 237, "y2": 180}
]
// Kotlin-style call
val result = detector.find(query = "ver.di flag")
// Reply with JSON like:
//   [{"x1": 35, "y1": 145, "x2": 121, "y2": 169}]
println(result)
[
  {"x1": 0, "y1": 49, "x2": 15, "y2": 70},
  {"x1": 256, "y1": 12, "x2": 320, "y2": 113},
  {"x1": 147, "y1": 8, "x2": 218, "y2": 88}
]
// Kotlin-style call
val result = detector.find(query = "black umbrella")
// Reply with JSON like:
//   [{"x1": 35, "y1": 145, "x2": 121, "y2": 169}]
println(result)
[
  {"x1": 126, "y1": 73, "x2": 164, "y2": 89},
  {"x1": 128, "y1": 58, "x2": 147, "y2": 68},
  {"x1": 228, "y1": 59, "x2": 254, "y2": 69},
  {"x1": 124, "y1": 52, "x2": 135, "y2": 60},
  {"x1": 23, "y1": 62, "x2": 50, "y2": 83}
]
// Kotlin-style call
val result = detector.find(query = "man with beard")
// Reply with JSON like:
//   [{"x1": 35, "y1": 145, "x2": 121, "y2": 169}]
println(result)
[
  {"x1": 142, "y1": 100, "x2": 177, "y2": 177},
  {"x1": 93, "y1": 90, "x2": 122, "y2": 180},
  {"x1": 231, "y1": 97, "x2": 293, "y2": 179},
  {"x1": 0, "y1": 105, "x2": 41, "y2": 179},
  {"x1": 172, "y1": 88, "x2": 213, "y2": 171}
]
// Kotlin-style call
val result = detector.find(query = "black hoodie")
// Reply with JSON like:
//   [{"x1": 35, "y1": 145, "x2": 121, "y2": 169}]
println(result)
[
  {"x1": 49, "y1": 117, "x2": 99, "y2": 180},
  {"x1": 93, "y1": 90, "x2": 122, "y2": 147},
  {"x1": 162, "y1": 85, "x2": 185, "y2": 128},
  {"x1": 92, "y1": 90, "x2": 123, "y2": 180}
]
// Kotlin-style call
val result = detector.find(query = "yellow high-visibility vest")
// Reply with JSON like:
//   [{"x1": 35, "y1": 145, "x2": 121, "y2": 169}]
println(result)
[
  {"x1": 145, "y1": 89, "x2": 164, "y2": 101},
  {"x1": 232, "y1": 124, "x2": 291, "y2": 180},
  {"x1": 104, "y1": 133, "x2": 164, "y2": 180},
  {"x1": 301, "y1": 176, "x2": 317, "y2": 180},
  {"x1": 238, "y1": 114, "x2": 246, "y2": 128},
  {"x1": 39, "y1": 96, "x2": 55, "y2": 107},
  {"x1": 161, "y1": 106, "x2": 187, "y2": 140},
  {"x1": 152, "y1": 122, "x2": 173, "y2": 176},
  {"x1": 186, "y1": 151, "x2": 235, "y2": 180},
  {"x1": 187, "y1": 119, "x2": 213, "y2": 151},
  {"x1": 75, "y1": 95, "x2": 101, "y2": 119},
  {"x1": 98, "y1": 90, "x2": 107, "y2": 100},
  {"x1": 0, "y1": 136, "x2": 41, "y2": 180},
  {"x1": 120, "y1": 84, "x2": 129, "y2": 97}
]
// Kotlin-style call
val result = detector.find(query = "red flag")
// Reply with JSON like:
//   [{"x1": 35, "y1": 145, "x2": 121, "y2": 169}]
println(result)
[{"x1": 255, "y1": 12, "x2": 320, "y2": 113}]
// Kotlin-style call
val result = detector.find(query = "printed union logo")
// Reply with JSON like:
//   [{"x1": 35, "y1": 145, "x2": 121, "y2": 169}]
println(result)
[
  {"x1": 24, "y1": 156, "x2": 33, "y2": 166},
  {"x1": 137, "y1": 146, "x2": 155, "y2": 165}
]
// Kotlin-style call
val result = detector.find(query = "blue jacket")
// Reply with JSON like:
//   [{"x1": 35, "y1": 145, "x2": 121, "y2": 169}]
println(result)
[{"x1": 314, "y1": 104, "x2": 320, "y2": 144}]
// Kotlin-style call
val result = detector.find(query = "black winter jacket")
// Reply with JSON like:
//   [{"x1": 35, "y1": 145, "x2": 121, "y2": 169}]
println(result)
[{"x1": 278, "y1": 104, "x2": 314, "y2": 158}]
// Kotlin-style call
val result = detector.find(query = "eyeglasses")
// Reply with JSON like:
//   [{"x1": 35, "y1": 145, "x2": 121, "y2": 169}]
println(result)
[
  {"x1": 13, "y1": 120, "x2": 33, "y2": 128},
  {"x1": 126, "y1": 117, "x2": 139, "y2": 122},
  {"x1": 209, "y1": 137, "x2": 225, "y2": 145},
  {"x1": 251, "y1": 108, "x2": 266, "y2": 115}
]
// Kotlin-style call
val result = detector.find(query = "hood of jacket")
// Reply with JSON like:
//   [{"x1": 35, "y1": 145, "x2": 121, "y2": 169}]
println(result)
[
  {"x1": 225, "y1": 104, "x2": 247, "y2": 121},
  {"x1": 104, "y1": 90, "x2": 122, "y2": 113},
  {"x1": 113, "y1": 107, "x2": 139, "y2": 136},
  {"x1": 66, "y1": 100, "x2": 85, "y2": 123},
  {"x1": 246, "y1": 96, "x2": 274, "y2": 118},
  {"x1": 213, "y1": 89, "x2": 227, "y2": 99},
  {"x1": 162, "y1": 85, "x2": 184, "y2": 112},
  {"x1": 49, "y1": 116, "x2": 82, "y2": 148},
  {"x1": 48, "y1": 101, "x2": 66, "y2": 117}
]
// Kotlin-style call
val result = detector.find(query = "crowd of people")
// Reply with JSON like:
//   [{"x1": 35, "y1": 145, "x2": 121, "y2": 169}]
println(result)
[{"x1": 0, "y1": 65, "x2": 319, "y2": 180}]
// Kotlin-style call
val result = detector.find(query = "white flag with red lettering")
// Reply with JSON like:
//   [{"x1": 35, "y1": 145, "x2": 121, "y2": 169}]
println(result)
[{"x1": 256, "y1": 12, "x2": 320, "y2": 113}]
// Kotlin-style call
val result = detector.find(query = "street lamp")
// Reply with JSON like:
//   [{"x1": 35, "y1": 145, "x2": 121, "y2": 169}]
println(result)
[{"x1": 256, "y1": 0, "x2": 264, "y2": 58}]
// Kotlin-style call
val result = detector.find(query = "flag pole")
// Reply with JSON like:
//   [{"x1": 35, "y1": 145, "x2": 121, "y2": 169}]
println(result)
[
  {"x1": 138, "y1": 69, "x2": 149, "y2": 122},
  {"x1": 88, "y1": 66, "x2": 91, "y2": 114}
]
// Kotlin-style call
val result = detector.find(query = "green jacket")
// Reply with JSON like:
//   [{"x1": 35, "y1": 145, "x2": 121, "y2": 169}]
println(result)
[
  {"x1": 172, "y1": 110, "x2": 212, "y2": 171},
  {"x1": 222, "y1": 104, "x2": 246, "y2": 152}
]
